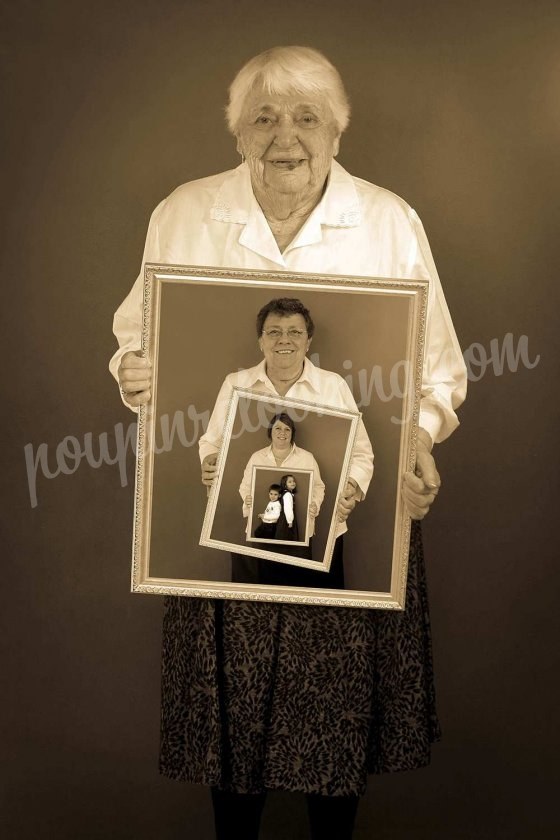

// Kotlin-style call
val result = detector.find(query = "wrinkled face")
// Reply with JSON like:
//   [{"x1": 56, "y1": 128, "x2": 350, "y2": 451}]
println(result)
[
  {"x1": 236, "y1": 87, "x2": 340, "y2": 197},
  {"x1": 270, "y1": 420, "x2": 293, "y2": 448},
  {"x1": 259, "y1": 313, "x2": 311, "y2": 373},
  {"x1": 285, "y1": 476, "x2": 297, "y2": 491},
  {"x1": 269, "y1": 489, "x2": 280, "y2": 502}
]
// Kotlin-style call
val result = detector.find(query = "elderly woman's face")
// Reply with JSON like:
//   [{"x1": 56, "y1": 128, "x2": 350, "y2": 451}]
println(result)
[{"x1": 236, "y1": 88, "x2": 340, "y2": 198}]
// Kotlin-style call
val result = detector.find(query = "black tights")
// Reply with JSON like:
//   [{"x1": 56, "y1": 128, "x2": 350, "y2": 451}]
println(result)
[{"x1": 211, "y1": 788, "x2": 360, "y2": 839}]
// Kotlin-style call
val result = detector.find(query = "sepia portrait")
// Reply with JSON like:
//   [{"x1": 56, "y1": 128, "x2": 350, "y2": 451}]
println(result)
[{"x1": 131, "y1": 265, "x2": 427, "y2": 608}]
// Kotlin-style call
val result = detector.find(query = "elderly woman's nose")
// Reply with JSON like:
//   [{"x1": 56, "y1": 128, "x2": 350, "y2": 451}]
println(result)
[{"x1": 273, "y1": 116, "x2": 298, "y2": 146}]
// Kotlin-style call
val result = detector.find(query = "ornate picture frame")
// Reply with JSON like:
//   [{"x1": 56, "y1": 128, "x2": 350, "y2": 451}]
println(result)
[{"x1": 131, "y1": 264, "x2": 428, "y2": 609}]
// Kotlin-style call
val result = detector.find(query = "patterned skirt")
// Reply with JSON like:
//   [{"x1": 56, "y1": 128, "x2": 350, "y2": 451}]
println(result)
[{"x1": 159, "y1": 521, "x2": 441, "y2": 797}]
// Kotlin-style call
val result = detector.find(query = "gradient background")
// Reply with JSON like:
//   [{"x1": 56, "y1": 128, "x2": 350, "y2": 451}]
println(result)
[{"x1": 3, "y1": 1, "x2": 559, "y2": 837}]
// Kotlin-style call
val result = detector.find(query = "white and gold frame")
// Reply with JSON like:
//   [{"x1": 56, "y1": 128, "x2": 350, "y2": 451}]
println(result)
[
  {"x1": 200, "y1": 388, "x2": 360, "y2": 571},
  {"x1": 131, "y1": 264, "x2": 428, "y2": 609}
]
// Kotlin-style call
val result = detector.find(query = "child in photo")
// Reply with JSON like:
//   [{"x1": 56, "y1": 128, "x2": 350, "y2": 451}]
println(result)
[
  {"x1": 275, "y1": 474, "x2": 299, "y2": 541},
  {"x1": 253, "y1": 483, "x2": 282, "y2": 539}
]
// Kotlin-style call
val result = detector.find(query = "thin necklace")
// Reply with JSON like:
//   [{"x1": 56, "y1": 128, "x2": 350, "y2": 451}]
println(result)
[{"x1": 269, "y1": 364, "x2": 304, "y2": 390}]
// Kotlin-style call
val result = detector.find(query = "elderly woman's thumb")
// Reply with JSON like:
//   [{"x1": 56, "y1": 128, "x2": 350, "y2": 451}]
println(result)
[{"x1": 415, "y1": 448, "x2": 441, "y2": 491}]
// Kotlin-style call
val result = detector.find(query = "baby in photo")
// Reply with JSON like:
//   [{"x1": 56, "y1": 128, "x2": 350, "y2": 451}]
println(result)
[{"x1": 253, "y1": 484, "x2": 282, "y2": 539}]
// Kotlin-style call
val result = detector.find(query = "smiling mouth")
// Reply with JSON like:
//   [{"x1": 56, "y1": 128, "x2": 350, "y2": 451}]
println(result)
[
  {"x1": 275, "y1": 349, "x2": 294, "y2": 354},
  {"x1": 269, "y1": 159, "x2": 306, "y2": 169}
]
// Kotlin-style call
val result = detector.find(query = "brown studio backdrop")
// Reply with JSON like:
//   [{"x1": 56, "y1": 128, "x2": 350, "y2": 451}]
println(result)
[{"x1": 3, "y1": 1, "x2": 559, "y2": 838}]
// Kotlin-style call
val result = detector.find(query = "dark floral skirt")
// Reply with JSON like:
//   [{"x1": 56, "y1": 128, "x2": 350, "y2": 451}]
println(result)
[{"x1": 159, "y1": 521, "x2": 441, "y2": 796}]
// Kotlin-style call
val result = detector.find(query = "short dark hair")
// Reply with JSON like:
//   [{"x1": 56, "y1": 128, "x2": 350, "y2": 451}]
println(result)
[
  {"x1": 269, "y1": 483, "x2": 282, "y2": 493},
  {"x1": 281, "y1": 474, "x2": 297, "y2": 494},
  {"x1": 267, "y1": 413, "x2": 296, "y2": 442},
  {"x1": 256, "y1": 298, "x2": 315, "y2": 338}
]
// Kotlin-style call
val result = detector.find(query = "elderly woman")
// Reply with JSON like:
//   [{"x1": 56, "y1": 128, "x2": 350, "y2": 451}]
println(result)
[{"x1": 110, "y1": 46, "x2": 466, "y2": 840}]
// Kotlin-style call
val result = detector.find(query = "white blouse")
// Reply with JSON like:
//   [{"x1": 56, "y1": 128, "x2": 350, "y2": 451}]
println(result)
[
  {"x1": 201, "y1": 358, "x2": 373, "y2": 499},
  {"x1": 110, "y1": 160, "x2": 467, "y2": 444}
]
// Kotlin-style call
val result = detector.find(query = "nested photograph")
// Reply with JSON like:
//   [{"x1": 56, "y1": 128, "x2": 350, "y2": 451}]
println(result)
[
  {"x1": 200, "y1": 389, "x2": 360, "y2": 570},
  {"x1": 131, "y1": 265, "x2": 427, "y2": 607},
  {"x1": 247, "y1": 468, "x2": 314, "y2": 547},
  {"x1": 9, "y1": 7, "x2": 560, "y2": 838}
]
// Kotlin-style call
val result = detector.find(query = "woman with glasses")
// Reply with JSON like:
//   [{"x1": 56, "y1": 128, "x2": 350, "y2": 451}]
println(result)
[
  {"x1": 200, "y1": 297, "x2": 373, "y2": 532},
  {"x1": 203, "y1": 296, "x2": 371, "y2": 590}
]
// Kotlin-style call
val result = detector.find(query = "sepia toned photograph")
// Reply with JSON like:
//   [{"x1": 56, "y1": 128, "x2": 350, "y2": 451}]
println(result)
[
  {"x1": 131, "y1": 265, "x2": 427, "y2": 608},
  {"x1": 246, "y1": 467, "x2": 315, "y2": 547},
  {"x1": 5, "y1": 6, "x2": 557, "y2": 838},
  {"x1": 200, "y1": 389, "x2": 359, "y2": 569}
]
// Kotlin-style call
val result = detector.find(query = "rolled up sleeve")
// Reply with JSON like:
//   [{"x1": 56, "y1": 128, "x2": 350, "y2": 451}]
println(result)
[
  {"x1": 336, "y1": 380, "x2": 374, "y2": 496},
  {"x1": 408, "y1": 209, "x2": 467, "y2": 444},
  {"x1": 310, "y1": 456, "x2": 326, "y2": 515},
  {"x1": 199, "y1": 377, "x2": 235, "y2": 464},
  {"x1": 239, "y1": 454, "x2": 256, "y2": 518}
]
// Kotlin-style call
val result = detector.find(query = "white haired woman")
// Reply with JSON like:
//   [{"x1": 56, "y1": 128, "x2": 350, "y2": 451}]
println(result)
[{"x1": 110, "y1": 46, "x2": 467, "y2": 840}]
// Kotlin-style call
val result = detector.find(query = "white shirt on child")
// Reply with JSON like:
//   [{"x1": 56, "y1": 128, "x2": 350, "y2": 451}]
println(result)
[{"x1": 261, "y1": 500, "x2": 282, "y2": 524}]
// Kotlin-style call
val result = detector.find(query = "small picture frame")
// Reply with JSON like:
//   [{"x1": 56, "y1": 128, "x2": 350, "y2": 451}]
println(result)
[
  {"x1": 199, "y1": 388, "x2": 360, "y2": 572},
  {"x1": 246, "y1": 466, "x2": 314, "y2": 547}
]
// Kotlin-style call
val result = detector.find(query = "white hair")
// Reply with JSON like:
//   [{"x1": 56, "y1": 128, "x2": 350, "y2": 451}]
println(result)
[{"x1": 226, "y1": 46, "x2": 350, "y2": 135}]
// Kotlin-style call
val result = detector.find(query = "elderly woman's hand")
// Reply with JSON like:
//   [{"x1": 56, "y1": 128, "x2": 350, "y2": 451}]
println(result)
[
  {"x1": 402, "y1": 429, "x2": 441, "y2": 520},
  {"x1": 309, "y1": 501, "x2": 318, "y2": 518},
  {"x1": 201, "y1": 454, "x2": 218, "y2": 487},
  {"x1": 337, "y1": 479, "x2": 359, "y2": 523},
  {"x1": 118, "y1": 351, "x2": 152, "y2": 407}
]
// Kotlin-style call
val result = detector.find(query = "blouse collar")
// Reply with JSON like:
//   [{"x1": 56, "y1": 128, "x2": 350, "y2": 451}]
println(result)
[
  {"x1": 210, "y1": 159, "x2": 362, "y2": 228},
  {"x1": 210, "y1": 160, "x2": 362, "y2": 265},
  {"x1": 244, "y1": 357, "x2": 323, "y2": 396}
]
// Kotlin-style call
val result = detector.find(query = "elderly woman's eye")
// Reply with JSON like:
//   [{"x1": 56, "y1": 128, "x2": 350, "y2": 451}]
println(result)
[
  {"x1": 255, "y1": 115, "x2": 272, "y2": 125},
  {"x1": 301, "y1": 114, "x2": 318, "y2": 124}
]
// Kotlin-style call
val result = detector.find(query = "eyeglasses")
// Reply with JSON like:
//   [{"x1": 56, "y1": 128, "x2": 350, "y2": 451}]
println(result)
[{"x1": 262, "y1": 328, "x2": 307, "y2": 340}]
